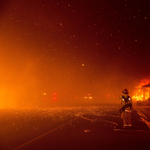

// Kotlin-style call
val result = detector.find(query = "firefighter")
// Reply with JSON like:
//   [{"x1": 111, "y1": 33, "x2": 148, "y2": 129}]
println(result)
[{"x1": 119, "y1": 89, "x2": 132, "y2": 128}]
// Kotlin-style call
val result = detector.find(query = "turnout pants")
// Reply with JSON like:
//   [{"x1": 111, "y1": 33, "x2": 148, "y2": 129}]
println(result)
[{"x1": 121, "y1": 109, "x2": 132, "y2": 127}]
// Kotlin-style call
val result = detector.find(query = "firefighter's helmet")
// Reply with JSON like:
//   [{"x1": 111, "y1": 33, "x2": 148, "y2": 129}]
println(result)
[{"x1": 122, "y1": 89, "x2": 129, "y2": 94}]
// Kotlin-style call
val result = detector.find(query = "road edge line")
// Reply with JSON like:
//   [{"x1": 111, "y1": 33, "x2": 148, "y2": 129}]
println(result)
[{"x1": 12, "y1": 117, "x2": 79, "y2": 150}]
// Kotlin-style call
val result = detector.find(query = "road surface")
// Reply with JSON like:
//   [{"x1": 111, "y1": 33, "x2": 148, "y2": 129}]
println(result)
[{"x1": 0, "y1": 105, "x2": 150, "y2": 150}]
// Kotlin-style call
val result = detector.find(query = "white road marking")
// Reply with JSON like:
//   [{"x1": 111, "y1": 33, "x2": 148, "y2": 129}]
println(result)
[{"x1": 13, "y1": 117, "x2": 79, "y2": 150}]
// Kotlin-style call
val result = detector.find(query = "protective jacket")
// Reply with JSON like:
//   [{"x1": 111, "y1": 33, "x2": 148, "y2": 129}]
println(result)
[{"x1": 119, "y1": 95, "x2": 132, "y2": 113}]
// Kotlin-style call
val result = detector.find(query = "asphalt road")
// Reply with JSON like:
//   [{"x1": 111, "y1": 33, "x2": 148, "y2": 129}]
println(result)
[{"x1": 0, "y1": 105, "x2": 150, "y2": 150}]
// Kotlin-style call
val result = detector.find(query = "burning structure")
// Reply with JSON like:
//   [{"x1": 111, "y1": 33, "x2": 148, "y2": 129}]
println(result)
[
  {"x1": 132, "y1": 81, "x2": 150, "y2": 104},
  {"x1": 141, "y1": 84, "x2": 150, "y2": 101}
]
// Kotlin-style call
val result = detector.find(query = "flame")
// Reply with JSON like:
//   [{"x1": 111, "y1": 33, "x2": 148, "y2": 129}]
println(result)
[{"x1": 132, "y1": 78, "x2": 150, "y2": 101}]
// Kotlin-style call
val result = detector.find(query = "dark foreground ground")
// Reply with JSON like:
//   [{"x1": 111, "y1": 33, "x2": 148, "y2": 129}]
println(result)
[{"x1": 0, "y1": 104, "x2": 150, "y2": 150}]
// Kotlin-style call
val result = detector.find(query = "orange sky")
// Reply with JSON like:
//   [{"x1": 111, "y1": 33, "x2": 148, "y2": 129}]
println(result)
[{"x1": 0, "y1": 0, "x2": 150, "y2": 108}]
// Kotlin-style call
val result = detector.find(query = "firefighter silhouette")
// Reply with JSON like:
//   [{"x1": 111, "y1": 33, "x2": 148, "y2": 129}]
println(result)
[{"x1": 119, "y1": 89, "x2": 132, "y2": 128}]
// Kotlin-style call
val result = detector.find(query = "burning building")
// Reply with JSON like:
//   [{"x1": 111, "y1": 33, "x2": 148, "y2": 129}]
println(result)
[
  {"x1": 141, "y1": 84, "x2": 150, "y2": 101},
  {"x1": 132, "y1": 83, "x2": 150, "y2": 103}
]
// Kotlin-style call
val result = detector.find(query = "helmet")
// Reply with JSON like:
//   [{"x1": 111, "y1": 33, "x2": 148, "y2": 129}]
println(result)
[{"x1": 122, "y1": 89, "x2": 129, "y2": 94}]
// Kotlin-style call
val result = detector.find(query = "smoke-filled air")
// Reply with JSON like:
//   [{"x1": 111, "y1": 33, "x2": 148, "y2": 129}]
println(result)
[{"x1": 0, "y1": 0, "x2": 150, "y2": 108}]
